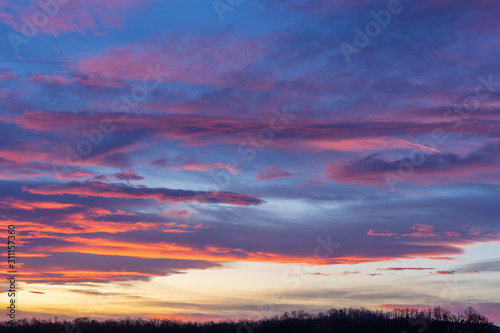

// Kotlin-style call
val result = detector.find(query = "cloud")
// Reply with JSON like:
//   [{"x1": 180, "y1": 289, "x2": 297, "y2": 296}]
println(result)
[
  {"x1": 26, "y1": 235, "x2": 338, "y2": 266},
  {"x1": 8, "y1": 111, "x2": 499, "y2": 154},
  {"x1": 367, "y1": 229, "x2": 397, "y2": 237},
  {"x1": 0, "y1": 197, "x2": 76, "y2": 210},
  {"x1": 162, "y1": 210, "x2": 195, "y2": 218},
  {"x1": 24, "y1": 181, "x2": 264, "y2": 206},
  {"x1": 455, "y1": 258, "x2": 500, "y2": 273},
  {"x1": 402, "y1": 224, "x2": 440, "y2": 238},
  {"x1": 369, "y1": 224, "x2": 471, "y2": 240},
  {"x1": 13, "y1": 214, "x2": 199, "y2": 235},
  {"x1": 18, "y1": 252, "x2": 221, "y2": 284},
  {"x1": 181, "y1": 161, "x2": 239, "y2": 175},
  {"x1": 327, "y1": 141, "x2": 500, "y2": 186},
  {"x1": 337, "y1": 271, "x2": 362, "y2": 276},
  {"x1": 304, "y1": 138, "x2": 441, "y2": 153},
  {"x1": 378, "y1": 267, "x2": 435, "y2": 271},
  {"x1": 0, "y1": 177, "x2": 496, "y2": 285},
  {"x1": 0, "y1": 0, "x2": 156, "y2": 35},
  {"x1": 75, "y1": 31, "x2": 268, "y2": 87},
  {"x1": 257, "y1": 166, "x2": 293, "y2": 181},
  {"x1": 28, "y1": 73, "x2": 127, "y2": 89},
  {"x1": 306, "y1": 272, "x2": 330, "y2": 276},
  {"x1": 464, "y1": 270, "x2": 481, "y2": 274},
  {"x1": 112, "y1": 170, "x2": 144, "y2": 181}
]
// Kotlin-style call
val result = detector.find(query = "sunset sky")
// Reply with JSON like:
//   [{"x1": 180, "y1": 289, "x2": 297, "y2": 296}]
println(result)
[{"x1": 1, "y1": 0, "x2": 500, "y2": 325}]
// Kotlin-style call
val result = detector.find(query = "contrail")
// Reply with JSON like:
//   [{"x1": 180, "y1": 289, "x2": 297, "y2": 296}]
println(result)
[
  {"x1": 49, "y1": 29, "x2": 67, "y2": 62},
  {"x1": 398, "y1": 139, "x2": 441, "y2": 153}
]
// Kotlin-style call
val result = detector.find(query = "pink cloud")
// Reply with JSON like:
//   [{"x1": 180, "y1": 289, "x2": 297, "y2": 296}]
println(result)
[
  {"x1": 412, "y1": 224, "x2": 434, "y2": 232},
  {"x1": 304, "y1": 138, "x2": 440, "y2": 153},
  {"x1": 181, "y1": 161, "x2": 239, "y2": 175},
  {"x1": 337, "y1": 271, "x2": 362, "y2": 276},
  {"x1": 325, "y1": 141, "x2": 500, "y2": 187},
  {"x1": 403, "y1": 224, "x2": 439, "y2": 238},
  {"x1": 162, "y1": 210, "x2": 195, "y2": 218},
  {"x1": 24, "y1": 181, "x2": 264, "y2": 206},
  {"x1": 0, "y1": 0, "x2": 155, "y2": 35},
  {"x1": 28, "y1": 73, "x2": 127, "y2": 88},
  {"x1": 112, "y1": 170, "x2": 144, "y2": 181},
  {"x1": 367, "y1": 229, "x2": 397, "y2": 237},
  {"x1": 257, "y1": 165, "x2": 293, "y2": 181},
  {"x1": 305, "y1": 272, "x2": 330, "y2": 276},
  {"x1": 368, "y1": 224, "x2": 468, "y2": 240},
  {"x1": 75, "y1": 32, "x2": 268, "y2": 87},
  {"x1": 403, "y1": 225, "x2": 465, "y2": 239}
]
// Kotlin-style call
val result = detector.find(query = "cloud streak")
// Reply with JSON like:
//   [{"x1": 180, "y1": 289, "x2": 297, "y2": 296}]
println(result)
[{"x1": 24, "y1": 181, "x2": 264, "y2": 206}]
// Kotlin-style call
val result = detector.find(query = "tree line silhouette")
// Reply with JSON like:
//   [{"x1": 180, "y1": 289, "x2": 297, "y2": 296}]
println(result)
[{"x1": 1, "y1": 306, "x2": 496, "y2": 333}]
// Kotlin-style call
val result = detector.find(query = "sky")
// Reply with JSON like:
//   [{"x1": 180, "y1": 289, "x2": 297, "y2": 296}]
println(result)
[{"x1": 0, "y1": 0, "x2": 500, "y2": 325}]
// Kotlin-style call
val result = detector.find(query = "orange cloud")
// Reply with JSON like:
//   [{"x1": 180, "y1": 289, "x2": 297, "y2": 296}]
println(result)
[
  {"x1": 378, "y1": 267, "x2": 435, "y2": 271},
  {"x1": 304, "y1": 138, "x2": 441, "y2": 152},
  {"x1": 18, "y1": 270, "x2": 161, "y2": 283},
  {"x1": 0, "y1": 198, "x2": 76, "y2": 210},
  {"x1": 25, "y1": 235, "x2": 414, "y2": 266},
  {"x1": 424, "y1": 256, "x2": 455, "y2": 261},
  {"x1": 367, "y1": 229, "x2": 397, "y2": 236},
  {"x1": 464, "y1": 270, "x2": 481, "y2": 274},
  {"x1": 10, "y1": 216, "x2": 197, "y2": 236}
]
